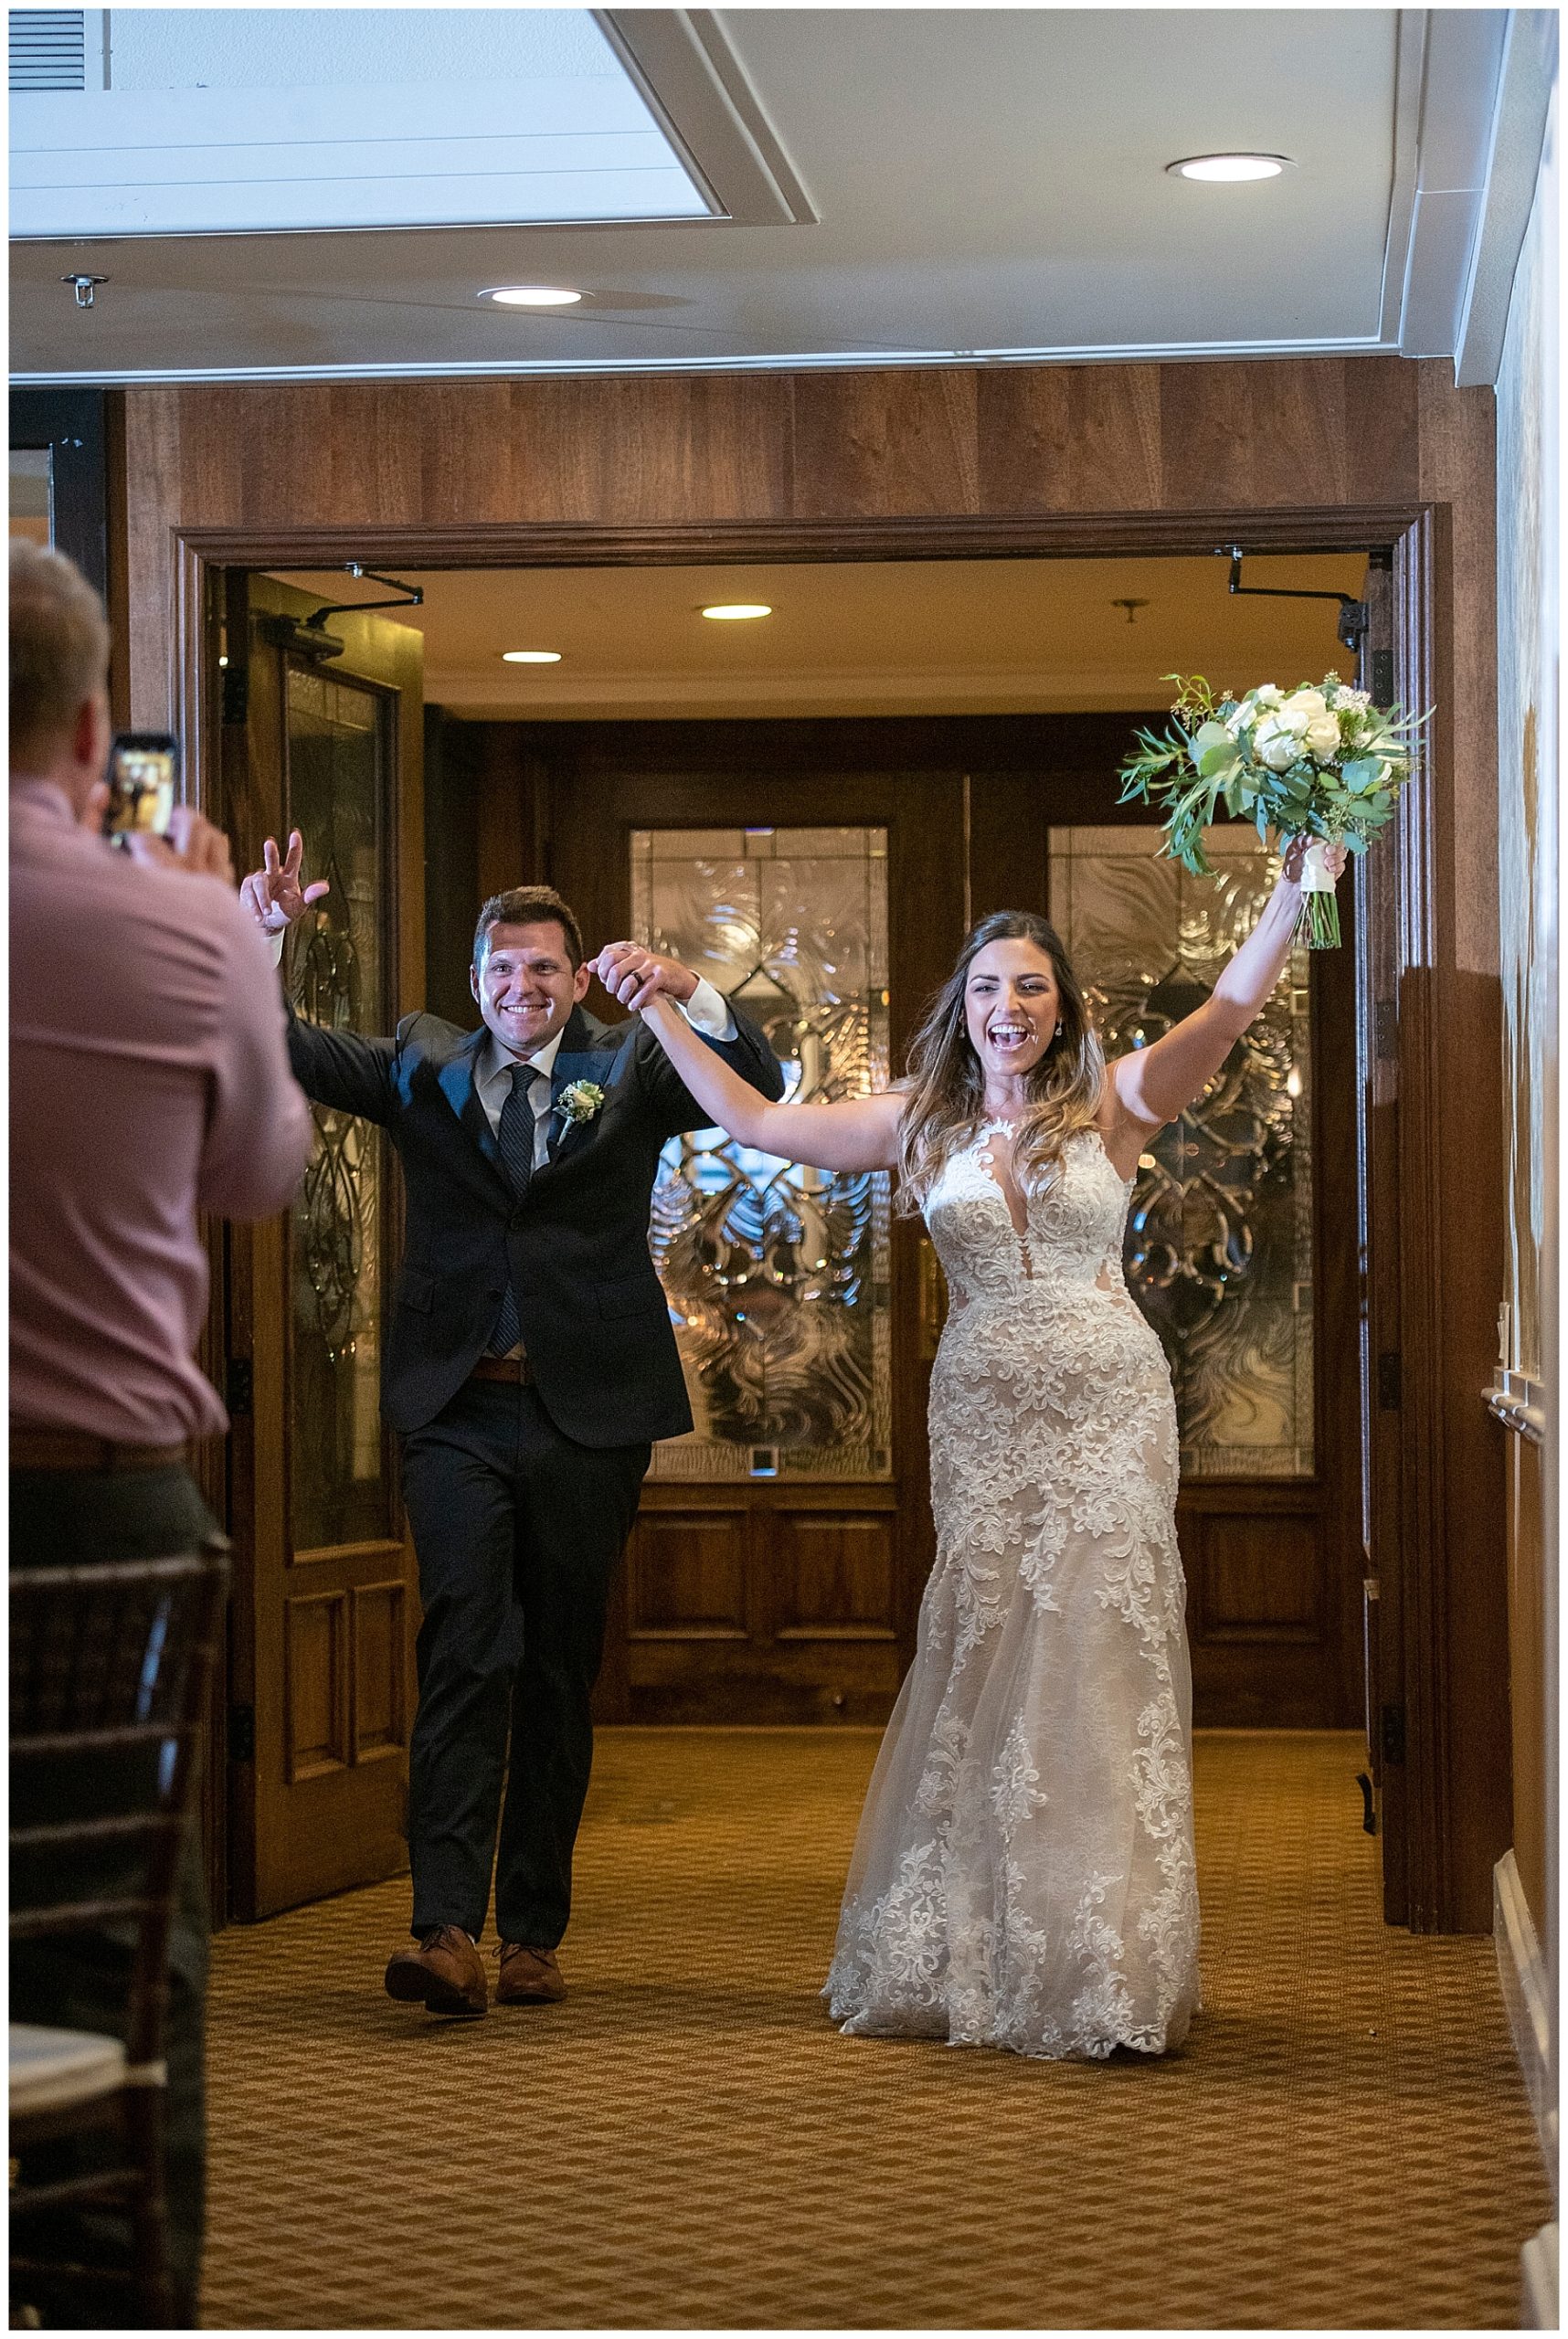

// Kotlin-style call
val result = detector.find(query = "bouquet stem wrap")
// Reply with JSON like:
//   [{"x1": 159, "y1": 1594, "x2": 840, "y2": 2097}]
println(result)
[{"x1": 1296, "y1": 839, "x2": 1341, "y2": 949}]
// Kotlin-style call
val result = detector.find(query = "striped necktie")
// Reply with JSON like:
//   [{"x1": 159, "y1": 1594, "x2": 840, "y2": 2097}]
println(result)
[
  {"x1": 498, "y1": 1061, "x2": 543, "y2": 1198},
  {"x1": 488, "y1": 1063, "x2": 545, "y2": 1357}
]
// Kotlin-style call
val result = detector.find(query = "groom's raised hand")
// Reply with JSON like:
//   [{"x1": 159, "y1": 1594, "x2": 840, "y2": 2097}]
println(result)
[
  {"x1": 592, "y1": 941, "x2": 699, "y2": 1013},
  {"x1": 239, "y1": 829, "x2": 331, "y2": 935}
]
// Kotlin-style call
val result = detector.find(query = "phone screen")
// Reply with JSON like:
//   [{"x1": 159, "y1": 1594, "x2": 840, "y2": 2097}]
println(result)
[{"x1": 103, "y1": 736, "x2": 178, "y2": 841}]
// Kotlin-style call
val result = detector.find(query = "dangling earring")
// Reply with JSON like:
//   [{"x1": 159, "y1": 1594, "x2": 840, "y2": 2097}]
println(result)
[{"x1": 1054, "y1": 1021, "x2": 1064, "y2": 1039}]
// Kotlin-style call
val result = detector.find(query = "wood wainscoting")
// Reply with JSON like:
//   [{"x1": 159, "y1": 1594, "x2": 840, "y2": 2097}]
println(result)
[{"x1": 607, "y1": 1484, "x2": 905, "y2": 1726}]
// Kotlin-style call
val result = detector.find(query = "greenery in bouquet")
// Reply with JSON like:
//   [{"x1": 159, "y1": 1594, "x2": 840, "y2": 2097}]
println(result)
[{"x1": 1117, "y1": 672, "x2": 1428, "y2": 946}]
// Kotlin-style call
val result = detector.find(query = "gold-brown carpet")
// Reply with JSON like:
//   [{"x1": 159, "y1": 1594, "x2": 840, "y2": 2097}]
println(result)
[{"x1": 201, "y1": 1729, "x2": 1549, "y2": 2330}]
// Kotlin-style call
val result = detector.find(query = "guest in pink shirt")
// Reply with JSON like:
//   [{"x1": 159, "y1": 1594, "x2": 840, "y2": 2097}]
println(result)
[{"x1": 9, "y1": 539, "x2": 312, "y2": 2329}]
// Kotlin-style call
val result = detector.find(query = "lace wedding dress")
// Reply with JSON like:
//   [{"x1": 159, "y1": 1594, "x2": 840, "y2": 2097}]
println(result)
[{"x1": 824, "y1": 1125, "x2": 1201, "y2": 2059}]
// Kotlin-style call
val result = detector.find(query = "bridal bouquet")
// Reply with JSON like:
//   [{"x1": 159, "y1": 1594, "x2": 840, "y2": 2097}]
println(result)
[{"x1": 1117, "y1": 672, "x2": 1427, "y2": 947}]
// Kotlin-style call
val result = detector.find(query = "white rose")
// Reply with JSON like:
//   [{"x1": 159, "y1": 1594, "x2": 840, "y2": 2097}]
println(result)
[
  {"x1": 1280, "y1": 688, "x2": 1328, "y2": 724},
  {"x1": 1255, "y1": 714, "x2": 1301, "y2": 770},
  {"x1": 1254, "y1": 684, "x2": 1284, "y2": 710},
  {"x1": 1304, "y1": 710, "x2": 1341, "y2": 757}
]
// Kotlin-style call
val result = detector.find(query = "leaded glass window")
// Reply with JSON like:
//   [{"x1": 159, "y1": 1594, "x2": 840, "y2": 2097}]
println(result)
[
  {"x1": 285, "y1": 665, "x2": 396, "y2": 1548},
  {"x1": 631, "y1": 827, "x2": 892, "y2": 1481},
  {"x1": 1050, "y1": 824, "x2": 1314, "y2": 1479}
]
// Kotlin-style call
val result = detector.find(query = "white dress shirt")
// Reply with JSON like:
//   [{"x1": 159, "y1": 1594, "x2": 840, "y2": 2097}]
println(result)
[{"x1": 474, "y1": 975, "x2": 736, "y2": 1170}]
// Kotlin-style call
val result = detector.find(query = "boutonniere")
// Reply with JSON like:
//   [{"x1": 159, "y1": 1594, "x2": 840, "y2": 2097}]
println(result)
[{"x1": 556, "y1": 1079, "x2": 606, "y2": 1128}]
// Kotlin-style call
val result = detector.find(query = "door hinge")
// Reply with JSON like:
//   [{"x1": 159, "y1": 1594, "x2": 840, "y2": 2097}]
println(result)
[
  {"x1": 1377, "y1": 1351, "x2": 1402, "y2": 1410},
  {"x1": 1381, "y1": 1703, "x2": 1406, "y2": 1765},
  {"x1": 220, "y1": 660, "x2": 249, "y2": 725},
  {"x1": 225, "y1": 1358, "x2": 254, "y2": 1417},
  {"x1": 1373, "y1": 1000, "x2": 1398, "y2": 1059},
  {"x1": 228, "y1": 1704, "x2": 256, "y2": 1764},
  {"x1": 1369, "y1": 648, "x2": 1394, "y2": 709}
]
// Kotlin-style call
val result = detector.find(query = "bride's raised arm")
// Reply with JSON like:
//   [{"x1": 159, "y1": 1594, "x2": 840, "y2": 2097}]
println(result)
[
  {"x1": 1106, "y1": 835, "x2": 1346, "y2": 1134},
  {"x1": 592, "y1": 946, "x2": 905, "y2": 1172}
]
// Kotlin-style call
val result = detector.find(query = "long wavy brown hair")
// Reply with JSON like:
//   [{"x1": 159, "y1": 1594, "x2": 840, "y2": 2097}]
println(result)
[{"x1": 895, "y1": 909, "x2": 1107, "y2": 1214}]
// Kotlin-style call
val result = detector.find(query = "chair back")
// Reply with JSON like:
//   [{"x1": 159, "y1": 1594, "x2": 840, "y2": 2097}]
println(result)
[{"x1": 10, "y1": 1540, "x2": 229, "y2": 2067}]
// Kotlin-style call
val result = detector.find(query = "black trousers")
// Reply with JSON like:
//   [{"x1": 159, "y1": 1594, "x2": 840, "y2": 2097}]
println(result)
[
  {"x1": 9, "y1": 1462, "x2": 216, "y2": 2331},
  {"x1": 398, "y1": 1380, "x2": 650, "y2": 1947}
]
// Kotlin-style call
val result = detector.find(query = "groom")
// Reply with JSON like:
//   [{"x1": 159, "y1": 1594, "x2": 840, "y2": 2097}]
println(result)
[{"x1": 241, "y1": 841, "x2": 784, "y2": 2016}]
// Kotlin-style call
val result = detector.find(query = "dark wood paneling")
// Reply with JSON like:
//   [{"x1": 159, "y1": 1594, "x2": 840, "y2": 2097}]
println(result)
[
  {"x1": 792, "y1": 369, "x2": 980, "y2": 516},
  {"x1": 1156, "y1": 359, "x2": 1412, "y2": 511},
  {"x1": 283, "y1": 1592, "x2": 348, "y2": 1783},
  {"x1": 352, "y1": 1582, "x2": 408, "y2": 1761},
  {"x1": 1180, "y1": 1482, "x2": 1338, "y2": 1728},
  {"x1": 1201, "y1": 1513, "x2": 1319, "y2": 1635},
  {"x1": 1404, "y1": 366, "x2": 1510, "y2": 1932},
  {"x1": 628, "y1": 1513, "x2": 749, "y2": 1640},
  {"x1": 976, "y1": 365, "x2": 1163, "y2": 512},
  {"x1": 774, "y1": 1514, "x2": 897, "y2": 1640}
]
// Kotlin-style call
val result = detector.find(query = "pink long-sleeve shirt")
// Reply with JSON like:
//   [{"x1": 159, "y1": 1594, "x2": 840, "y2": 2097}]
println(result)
[{"x1": 10, "y1": 781, "x2": 314, "y2": 1443}]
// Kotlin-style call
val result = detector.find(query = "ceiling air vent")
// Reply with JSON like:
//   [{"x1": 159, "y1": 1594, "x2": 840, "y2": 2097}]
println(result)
[{"x1": 10, "y1": 10, "x2": 88, "y2": 91}]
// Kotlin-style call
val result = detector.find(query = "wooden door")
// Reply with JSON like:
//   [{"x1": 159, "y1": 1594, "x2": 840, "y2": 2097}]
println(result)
[
  {"x1": 219, "y1": 575, "x2": 425, "y2": 1919},
  {"x1": 550, "y1": 755, "x2": 965, "y2": 1722}
]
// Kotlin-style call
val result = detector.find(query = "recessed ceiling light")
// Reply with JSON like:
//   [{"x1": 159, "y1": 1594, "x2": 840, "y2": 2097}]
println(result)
[
  {"x1": 501, "y1": 649, "x2": 563, "y2": 663},
  {"x1": 701, "y1": 603, "x2": 772, "y2": 621},
  {"x1": 481, "y1": 285, "x2": 583, "y2": 307},
  {"x1": 1167, "y1": 153, "x2": 1291, "y2": 183}
]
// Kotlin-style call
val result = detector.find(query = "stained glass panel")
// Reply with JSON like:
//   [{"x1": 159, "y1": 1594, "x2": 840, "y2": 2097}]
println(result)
[
  {"x1": 1050, "y1": 824, "x2": 1314, "y2": 1478},
  {"x1": 285, "y1": 665, "x2": 395, "y2": 1548},
  {"x1": 632, "y1": 827, "x2": 892, "y2": 1481}
]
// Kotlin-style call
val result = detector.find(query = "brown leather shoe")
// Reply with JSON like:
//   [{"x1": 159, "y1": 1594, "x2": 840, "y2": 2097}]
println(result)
[
  {"x1": 384, "y1": 1925, "x2": 487, "y2": 2017},
  {"x1": 495, "y1": 1942, "x2": 567, "y2": 2006}
]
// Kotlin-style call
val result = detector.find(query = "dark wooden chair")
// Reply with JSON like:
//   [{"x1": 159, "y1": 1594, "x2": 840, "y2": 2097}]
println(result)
[{"x1": 9, "y1": 1540, "x2": 228, "y2": 2330}]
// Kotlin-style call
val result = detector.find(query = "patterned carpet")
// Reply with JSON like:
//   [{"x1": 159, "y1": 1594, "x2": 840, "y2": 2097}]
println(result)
[{"x1": 201, "y1": 1730, "x2": 1549, "y2": 2330}]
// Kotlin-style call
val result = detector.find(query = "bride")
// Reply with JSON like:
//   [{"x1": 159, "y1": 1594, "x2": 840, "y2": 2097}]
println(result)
[{"x1": 592, "y1": 837, "x2": 1336, "y2": 2062}]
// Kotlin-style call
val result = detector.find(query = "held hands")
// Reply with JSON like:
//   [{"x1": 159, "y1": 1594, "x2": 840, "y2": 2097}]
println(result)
[
  {"x1": 1281, "y1": 835, "x2": 1349, "y2": 886},
  {"x1": 590, "y1": 942, "x2": 698, "y2": 1013},
  {"x1": 239, "y1": 830, "x2": 331, "y2": 934}
]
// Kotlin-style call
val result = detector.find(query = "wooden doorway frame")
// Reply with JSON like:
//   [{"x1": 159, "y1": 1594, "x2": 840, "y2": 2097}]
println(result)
[{"x1": 163, "y1": 502, "x2": 1503, "y2": 1933}]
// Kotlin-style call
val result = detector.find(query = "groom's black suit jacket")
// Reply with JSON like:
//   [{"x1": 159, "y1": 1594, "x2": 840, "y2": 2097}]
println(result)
[{"x1": 285, "y1": 1000, "x2": 784, "y2": 1446}]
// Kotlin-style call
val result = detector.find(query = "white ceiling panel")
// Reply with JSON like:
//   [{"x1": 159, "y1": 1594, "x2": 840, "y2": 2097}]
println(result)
[{"x1": 7, "y1": 6, "x2": 1540, "y2": 385}]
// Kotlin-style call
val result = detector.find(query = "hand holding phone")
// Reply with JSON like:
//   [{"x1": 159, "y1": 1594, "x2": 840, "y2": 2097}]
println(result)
[
  {"x1": 121, "y1": 803, "x2": 235, "y2": 886},
  {"x1": 102, "y1": 733, "x2": 178, "y2": 843}
]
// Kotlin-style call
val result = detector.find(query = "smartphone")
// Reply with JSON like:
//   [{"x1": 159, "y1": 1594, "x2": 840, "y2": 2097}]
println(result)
[{"x1": 102, "y1": 733, "x2": 179, "y2": 843}]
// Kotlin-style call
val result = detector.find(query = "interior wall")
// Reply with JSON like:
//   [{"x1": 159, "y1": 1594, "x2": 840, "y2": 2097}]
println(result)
[
  {"x1": 114, "y1": 352, "x2": 1509, "y2": 1925},
  {"x1": 1494, "y1": 105, "x2": 1558, "y2": 1989}
]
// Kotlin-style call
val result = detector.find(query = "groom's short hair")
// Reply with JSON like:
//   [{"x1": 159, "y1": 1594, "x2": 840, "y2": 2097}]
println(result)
[{"x1": 473, "y1": 884, "x2": 585, "y2": 970}]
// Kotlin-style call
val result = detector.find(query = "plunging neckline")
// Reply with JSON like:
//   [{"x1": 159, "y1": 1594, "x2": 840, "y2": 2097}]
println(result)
[
  {"x1": 975, "y1": 1121, "x2": 1139, "y2": 1245},
  {"x1": 975, "y1": 1118, "x2": 1034, "y2": 1274}
]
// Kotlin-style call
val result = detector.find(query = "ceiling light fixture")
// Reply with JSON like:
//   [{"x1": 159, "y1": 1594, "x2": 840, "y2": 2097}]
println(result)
[
  {"x1": 1167, "y1": 153, "x2": 1291, "y2": 183},
  {"x1": 701, "y1": 603, "x2": 772, "y2": 621},
  {"x1": 481, "y1": 285, "x2": 583, "y2": 307},
  {"x1": 502, "y1": 649, "x2": 563, "y2": 663}
]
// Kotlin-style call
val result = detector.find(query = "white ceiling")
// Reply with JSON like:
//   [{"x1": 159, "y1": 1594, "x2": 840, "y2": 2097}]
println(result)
[
  {"x1": 10, "y1": 7, "x2": 1546, "y2": 386},
  {"x1": 266, "y1": 552, "x2": 1372, "y2": 720}
]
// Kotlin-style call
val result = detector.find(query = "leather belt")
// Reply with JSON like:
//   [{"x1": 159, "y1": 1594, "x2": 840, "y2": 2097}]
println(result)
[
  {"x1": 10, "y1": 1426, "x2": 192, "y2": 1475},
  {"x1": 468, "y1": 1355, "x2": 532, "y2": 1387}
]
